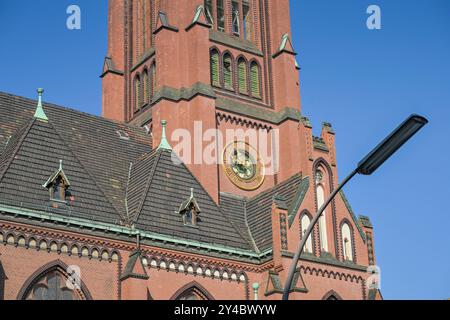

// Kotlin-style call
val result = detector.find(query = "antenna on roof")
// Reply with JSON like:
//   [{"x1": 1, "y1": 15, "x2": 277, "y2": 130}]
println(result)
[
  {"x1": 157, "y1": 120, "x2": 172, "y2": 151},
  {"x1": 34, "y1": 88, "x2": 49, "y2": 122}
]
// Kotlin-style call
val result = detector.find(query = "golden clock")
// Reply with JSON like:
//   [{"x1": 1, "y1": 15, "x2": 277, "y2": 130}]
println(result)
[{"x1": 222, "y1": 142, "x2": 265, "y2": 191}]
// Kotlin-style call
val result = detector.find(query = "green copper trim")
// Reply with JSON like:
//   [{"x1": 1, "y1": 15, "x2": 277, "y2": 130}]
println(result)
[
  {"x1": 339, "y1": 190, "x2": 367, "y2": 242},
  {"x1": 288, "y1": 176, "x2": 310, "y2": 228},
  {"x1": 273, "y1": 34, "x2": 297, "y2": 58},
  {"x1": 215, "y1": 96, "x2": 302, "y2": 125},
  {"x1": 157, "y1": 120, "x2": 172, "y2": 151},
  {"x1": 0, "y1": 202, "x2": 272, "y2": 260},
  {"x1": 43, "y1": 160, "x2": 71, "y2": 188},
  {"x1": 153, "y1": 82, "x2": 216, "y2": 104},
  {"x1": 209, "y1": 30, "x2": 263, "y2": 57},
  {"x1": 34, "y1": 88, "x2": 48, "y2": 122}
]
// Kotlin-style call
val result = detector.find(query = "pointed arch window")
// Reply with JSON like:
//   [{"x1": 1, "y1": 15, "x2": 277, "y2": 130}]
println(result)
[
  {"x1": 232, "y1": 1, "x2": 240, "y2": 35},
  {"x1": 27, "y1": 271, "x2": 76, "y2": 300},
  {"x1": 217, "y1": 0, "x2": 225, "y2": 32},
  {"x1": 223, "y1": 53, "x2": 234, "y2": 90},
  {"x1": 238, "y1": 58, "x2": 248, "y2": 94},
  {"x1": 341, "y1": 222, "x2": 354, "y2": 261},
  {"x1": 151, "y1": 63, "x2": 156, "y2": 98},
  {"x1": 171, "y1": 282, "x2": 215, "y2": 300},
  {"x1": 250, "y1": 61, "x2": 261, "y2": 98},
  {"x1": 300, "y1": 213, "x2": 313, "y2": 254},
  {"x1": 143, "y1": 69, "x2": 149, "y2": 104},
  {"x1": 316, "y1": 170, "x2": 329, "y2": 253},
  {"x1": 135, "y1": 75, "x2": 142, "y2": 110},
  {"x1": 205, "y1": 0, "x2": 214, "y2": 25},
  {"x1": 210, "y1": 50, "x2": 220, "y2": 87},
  {"x1": 242, "y1": 0, "x2": 252, "y2": 41}
]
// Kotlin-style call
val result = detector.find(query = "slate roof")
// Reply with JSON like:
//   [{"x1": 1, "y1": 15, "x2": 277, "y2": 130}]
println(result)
[
  {"x1": 221, "y1": 174, "x2": 310, "y2": 252},
  {"x1": 0, "y1": 91, "x2": 309, "y2": 256}
]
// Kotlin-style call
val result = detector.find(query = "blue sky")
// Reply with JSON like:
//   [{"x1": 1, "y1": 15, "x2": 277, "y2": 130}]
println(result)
[{"x1": 0, "y1": 1, "x2": 449, "y2": 299}]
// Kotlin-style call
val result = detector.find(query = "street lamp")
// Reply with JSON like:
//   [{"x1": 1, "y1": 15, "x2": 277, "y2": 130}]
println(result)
[{"x1": 282, "y1": 114, "x2": 428, "y2": 300}]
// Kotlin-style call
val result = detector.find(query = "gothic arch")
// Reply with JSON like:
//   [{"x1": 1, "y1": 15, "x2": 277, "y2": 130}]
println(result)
[
  {"x1": 322, "y1": 290, "x2": 343, "y2": 300},
  {"x1": 312, "y1": 157, "x2": 338, "y2": 257},
  {"x1": 170, "y1": 281, "x2": 215, "y2": 300},
  {"x1": 339, "y1": 218, "x2": 357, "y2": 263},
  {"x1": 16, "y1": 260, "x2": 93, "y2": 300},
  {"x1": 299, "y1": 209, "x2": 315, "y2": 254}
]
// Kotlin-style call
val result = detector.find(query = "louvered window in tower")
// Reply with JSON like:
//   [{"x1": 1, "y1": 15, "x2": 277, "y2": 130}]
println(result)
[
  {"x1": 210, "y1": 50, "x2": 220, "y2": 87},
  {"x1": 238, "y1": 58, "x2": 248, "y2": 94},
  {"x1": 250, "y1": 62, "x2": 261, "y2": 98},
  {"x1": 232, "y1": 1, "x2": 240, "y2": 35},
  {"x1": 217, "y1": 0, "x2": 225, "y2": 32},
  {"x1": 223, "y1": 54, "x2": 233, "y2": 90}
]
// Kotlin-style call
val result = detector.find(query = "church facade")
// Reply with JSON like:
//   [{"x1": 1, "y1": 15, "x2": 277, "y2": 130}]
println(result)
[{"x1": 0, "y1": 0, "x2": 381, "y2": 300}]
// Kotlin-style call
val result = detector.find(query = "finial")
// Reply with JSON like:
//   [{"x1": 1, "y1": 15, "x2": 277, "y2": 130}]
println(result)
[
  {"x1": 34, "y1": 88, "x2": 48, "y2": 121},
  {"x1": 59, "y1": 159, "x2": 63, "y2": 171},
  {"x1": 157, "y1": 120, "x2": 172, "y2": 151},
  {"x1": 252, "y1": 283, "x2": 260, "y2": 301},
  {"x1": 190, "y1": 188, "x2": 194, "y2": 198}
]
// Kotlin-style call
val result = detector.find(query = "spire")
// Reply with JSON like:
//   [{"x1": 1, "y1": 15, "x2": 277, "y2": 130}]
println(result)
[
  {"x1": 34, "y1": 88, "x2": 48, "y2": 121},
  {"x1": 157, "y1": 120, "x2": 172, "y2": 151}
]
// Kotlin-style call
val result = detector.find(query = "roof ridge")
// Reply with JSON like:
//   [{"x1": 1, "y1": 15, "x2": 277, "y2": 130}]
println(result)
[
  {"x1": 47, "y1": 120, "x2": 124, "y2": 219},
  {"x1": 0, "y1": 117, "x2": 36, "y2": 185},
  {"x1": 242, "y1": 198, "x2": 261, "y2": 253},
  {"x1": 132, "y1": 149, "x2": 161, "y2": 223},
  {"x1": 0, "y1": 91, "x2": 147, "y2": 132}
]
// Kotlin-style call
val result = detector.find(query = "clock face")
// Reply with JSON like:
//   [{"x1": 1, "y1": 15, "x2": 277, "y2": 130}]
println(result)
[{"x1": 222, "y1": 142, "x2": 265, "y2": 191}]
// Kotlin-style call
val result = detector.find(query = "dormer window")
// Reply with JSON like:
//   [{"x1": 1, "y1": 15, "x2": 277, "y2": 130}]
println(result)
[
  {"x1": 43, "y1": 160, "x2": 71, "y2": 206},
  {"x1": 178, "y1": 188, "x2": 201, "y2": 226},
  {"x1": 52, "y1": 177, "x2": 63, "y2": 201}
]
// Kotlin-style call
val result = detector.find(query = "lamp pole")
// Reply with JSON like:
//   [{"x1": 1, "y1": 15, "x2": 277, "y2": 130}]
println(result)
[{"x1": 282, "y1": 114, "x2": 428, "y2": 300}]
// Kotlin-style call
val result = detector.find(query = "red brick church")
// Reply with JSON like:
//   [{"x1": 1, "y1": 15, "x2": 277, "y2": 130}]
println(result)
[{"x1": 0, "y1": 0, "x2": 381, "y2": 300}]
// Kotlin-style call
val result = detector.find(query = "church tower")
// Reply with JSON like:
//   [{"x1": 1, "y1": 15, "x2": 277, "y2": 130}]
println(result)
[{"x1": 102, "y1": 0, "x2": 313, "y2": 203}]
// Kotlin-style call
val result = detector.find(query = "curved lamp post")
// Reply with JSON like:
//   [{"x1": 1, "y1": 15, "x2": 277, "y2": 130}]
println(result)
[{"x1": 282, "y1": 114, "x2": 428, "y2": 300}]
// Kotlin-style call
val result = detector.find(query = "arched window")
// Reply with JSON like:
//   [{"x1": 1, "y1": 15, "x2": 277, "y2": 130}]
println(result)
[
  {"x1": 232, "y1": 0, "x2": 240, "y2": 35},
  {"x1": 341, "y1": 222, "x2": 353, "y2": 261},
  {"x1": 134, "y1": 75, "x2": 141, "y2": 111},
  {"x1": 217, "y1": 0, "x2": 225, "y2": 32},
  {"x1": 205, "y1": 0, "x2": 214, "y2": 24},
  {"x1": 223, "y1": 53, "x2": 234, "y2": 90},
  {"x1": 300, "y1": 213, "x2": 313, "y2": 253},
  {"x1": 250, "y1": 61, "x2": 261, "y2": 98},
  {"x1": 151, "y1": 63, "x2": 156, "y2": 98},
  {"x1": 143, "y1": 69, "x2": 149, "y2": 104},
  {"x1": 18, "y1": 261, "x2": 92, "y2": 300},
  {"x1": 27, "y1": 271, "x2": 75, "y2": 300},
  {"x1": 242, "y1": 0, "x2": 252, "y2": 41},
  {"x1": 237, "y1": 58, "x2": 248, "y2": 94},
  {"x1": 171, "y1": 282, "x2": 215, "y2": 300},
  {"x1": 210, "y1": 50, "x2": 220, "y2": 87},
  {"x1": 316, "y1": 170, "x2": 329, "y2": 252}
]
